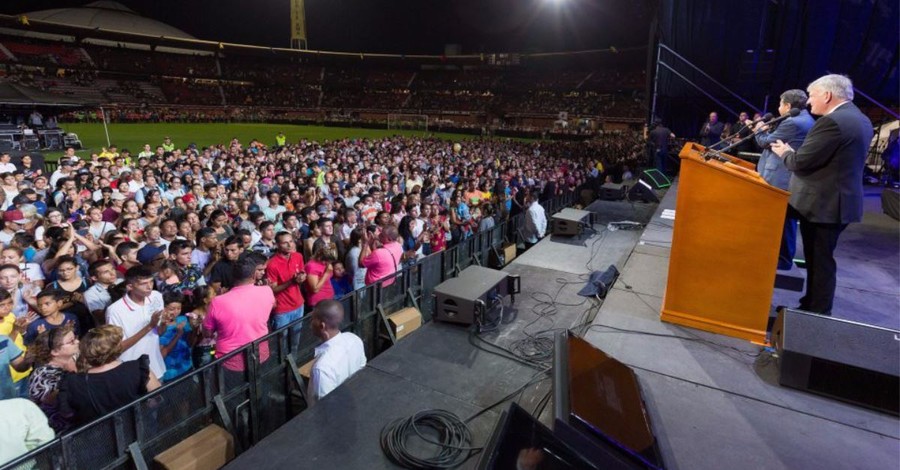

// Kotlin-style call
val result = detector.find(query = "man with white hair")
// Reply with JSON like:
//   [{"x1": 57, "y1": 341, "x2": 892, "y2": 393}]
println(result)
[{"x1": 771, "y1": 74, "x2": 873, "y2": 316}]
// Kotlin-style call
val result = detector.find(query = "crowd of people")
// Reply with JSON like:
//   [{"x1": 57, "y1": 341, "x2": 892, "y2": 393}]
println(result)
[
  {"x1": 0, "y1": 32, "x2": 646, "y2": 121},
  {"x1": 0, "y1": 132, "x2": 621, "y2": 461}
]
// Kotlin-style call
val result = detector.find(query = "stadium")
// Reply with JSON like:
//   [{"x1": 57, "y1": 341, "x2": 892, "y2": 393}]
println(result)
[{"x1": 0, "y1": 1, "x2": 897, "y2": 470}]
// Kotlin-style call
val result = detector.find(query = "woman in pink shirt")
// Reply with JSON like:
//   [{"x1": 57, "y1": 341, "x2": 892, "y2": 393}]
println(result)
[{"x1": 305, "y1": 242, "x2": 336, "y2": 308}]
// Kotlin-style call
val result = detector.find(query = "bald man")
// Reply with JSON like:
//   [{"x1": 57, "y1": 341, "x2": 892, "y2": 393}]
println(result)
[{"x1": 307, "y1": 300, "x2": 366, "y2": 406}]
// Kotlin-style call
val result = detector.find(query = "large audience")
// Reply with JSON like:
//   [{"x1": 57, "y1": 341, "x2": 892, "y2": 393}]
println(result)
[{"x1": 0, "y1": 130, "x2": 648, "y2": 460}]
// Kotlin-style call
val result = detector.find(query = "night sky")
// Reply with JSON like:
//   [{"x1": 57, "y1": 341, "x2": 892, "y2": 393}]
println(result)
[{"x1": 0, "y1": 0, "x2": 653, "y2": 54}]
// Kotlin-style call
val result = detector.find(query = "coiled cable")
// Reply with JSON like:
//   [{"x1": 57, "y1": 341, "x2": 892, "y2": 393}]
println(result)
[{"x1": 380, "y1": 409, "x2": 481, "y2": 469}]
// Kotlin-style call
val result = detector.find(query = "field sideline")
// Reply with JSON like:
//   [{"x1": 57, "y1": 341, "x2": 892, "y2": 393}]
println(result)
[{"x1": 46, "y1": 122, "x2": 502, "y2": 161}]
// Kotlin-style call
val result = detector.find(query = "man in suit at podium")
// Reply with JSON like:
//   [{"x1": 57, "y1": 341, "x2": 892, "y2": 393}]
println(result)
[
  {"x1": 771, "y1": 74, "x2": 873, "y2": 315},
  {"x1": 753, "y1": 89, "x2": 815, "y2": 270}
]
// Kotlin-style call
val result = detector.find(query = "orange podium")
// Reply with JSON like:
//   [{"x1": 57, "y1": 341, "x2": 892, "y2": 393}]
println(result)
[{"x1": 661, "y1": 143, "x2": 788, "y2": 344}]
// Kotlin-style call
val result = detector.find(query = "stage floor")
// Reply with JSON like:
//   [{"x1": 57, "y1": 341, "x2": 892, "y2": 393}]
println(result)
[{"x1": 226, "y1": 182, "x2": 899, "y2": 470}]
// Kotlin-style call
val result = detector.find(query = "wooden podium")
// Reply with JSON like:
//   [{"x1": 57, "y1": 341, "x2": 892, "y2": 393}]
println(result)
[{"x1": 661, "y1": 143, "x2": 789, "y2": 344}]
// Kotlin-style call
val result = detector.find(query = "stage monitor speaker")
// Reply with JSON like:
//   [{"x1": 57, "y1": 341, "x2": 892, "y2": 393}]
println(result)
[
  {"x1": 772, "y1": 308, "x2": 900, "y2": 415},
  {"x1": 639, "y1": 169, "x2": 671, "y2": 189},
  {"x1": 433, "y1": 266, "x2": 520, "y2": 327},
  {"x1": 599, "y1": 183, "x2": 626, "y2": 201},
  {"x1": 627, "y1": 179, "x2": 659, "y2": 203},
  {"x1": 552, "y1": 219, "x2": 582, "y2": 236}
]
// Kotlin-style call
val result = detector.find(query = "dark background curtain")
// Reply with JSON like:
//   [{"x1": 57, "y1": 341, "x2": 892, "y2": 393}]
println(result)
[{"x1": 653, "y1": 0, "x2": 898, "y2": 138}]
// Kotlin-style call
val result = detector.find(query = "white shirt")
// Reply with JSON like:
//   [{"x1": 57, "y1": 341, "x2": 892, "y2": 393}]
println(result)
[
  {"x1": 191, "y1": 249, "x2": 211, "y2": 271},
  {"x1": 307, "y1": 332, "x2": 366, "y2": 406},
  {"x1": 49, "y1": 169, "x2": 69, "y2": 188},
  {"x1": 89, "y1": 221, "x2": 116, "y2": 240},
  {"x1": 0, "y1": 399, "x2": 55, "y2": 466},
  {"x1": 0, "y1": 163, "x2": 16, "y2": 173},
  {"x1": 105, "y1": 291, "x2": 166, "y2": 380},
  {"x1": 164, "y1": 188, "x2": 185, "y2": 203},
  {"x1": 524, "y1": 201, "x2": 547, "y2": 244},
  {"x1": 0, "y1": 230, "x2": 14, "y2": 246},
  {"x1": 19, "y1": 263, "x2": 44, "y2": 285},
  {"x1": 339, "y1": 222, "x2": 355, "y2": 241},
  {"x1": 84, "y1": 283, "x2": 112, "y2": 314}
]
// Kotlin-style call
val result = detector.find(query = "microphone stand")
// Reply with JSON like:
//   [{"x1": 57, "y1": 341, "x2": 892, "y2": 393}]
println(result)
[
  {"x1": 702, "y1": 116, "x2": 768, "y2": 154},
  {"x1": 703, "y1": 110, "x2": 800, "y2": 161}
]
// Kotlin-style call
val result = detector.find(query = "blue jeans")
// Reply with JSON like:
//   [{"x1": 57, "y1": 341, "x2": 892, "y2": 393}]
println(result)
[{"x1": 272, "y1": 306, "x2": 304, "y2": 352}]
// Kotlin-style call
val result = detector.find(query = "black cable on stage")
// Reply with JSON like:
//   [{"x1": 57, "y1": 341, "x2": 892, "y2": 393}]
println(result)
[{"x1": 380, "y1": 409, "x2": 480, "y2": 469}]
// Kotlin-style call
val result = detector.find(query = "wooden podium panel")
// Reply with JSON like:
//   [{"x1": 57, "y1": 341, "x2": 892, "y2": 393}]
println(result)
[{"x1": 661, "y1": 143, "x2": 789, "y2": 344}]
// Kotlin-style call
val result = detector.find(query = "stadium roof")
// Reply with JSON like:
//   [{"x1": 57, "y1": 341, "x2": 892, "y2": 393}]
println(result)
[{"x1": 24, "y1": 1, "x2": 194, "y2": 40}]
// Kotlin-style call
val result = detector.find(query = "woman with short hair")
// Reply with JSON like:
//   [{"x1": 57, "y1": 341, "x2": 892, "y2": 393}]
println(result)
[{"x1": 58, "y1": 325, "x2": 161, "y2": 426}]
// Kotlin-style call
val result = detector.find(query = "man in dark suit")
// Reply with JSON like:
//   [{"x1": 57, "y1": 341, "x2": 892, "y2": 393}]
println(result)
[
  {"x1": 771, "y1": 74, "x2": 874, "y2": 315},
  {"x1": 754, "y1": 89, "x2": 816, "y2": 270},
  {"x1": 699, "y1": 112, "x2": 725, "y2": 148}
]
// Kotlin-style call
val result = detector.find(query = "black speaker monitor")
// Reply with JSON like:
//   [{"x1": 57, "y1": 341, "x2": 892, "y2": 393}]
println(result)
[
  {"x1": 773, "y1": 308, "x2": 900, "y2": 415},
  {"x1": 627, "y1": 179, "x2": 659, "y2": 203},
  {"x1": 433, "y1": 266, "x2": 520, "y2": 326}
]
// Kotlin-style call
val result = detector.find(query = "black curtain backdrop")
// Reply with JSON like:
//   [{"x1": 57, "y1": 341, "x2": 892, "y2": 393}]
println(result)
[{"x1": 654, "y1": 0, "x2": 899, "y2": 138}]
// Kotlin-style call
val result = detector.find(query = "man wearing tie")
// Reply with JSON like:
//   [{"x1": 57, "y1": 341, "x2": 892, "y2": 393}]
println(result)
[
  {"x1": 753, "y1": 89, "x2": 815, "y2": 270},
  {"x1": 771, "y1": 74, "x2": 873, "y2": 316}
]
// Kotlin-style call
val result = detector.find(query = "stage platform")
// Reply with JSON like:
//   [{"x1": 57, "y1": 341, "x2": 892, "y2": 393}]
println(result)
[{"x1": 226, "y1": 182, "x2": 899, "y2": 470}]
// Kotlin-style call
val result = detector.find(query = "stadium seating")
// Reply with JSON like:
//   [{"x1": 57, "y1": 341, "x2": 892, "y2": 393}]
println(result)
[{"x1": 0, "y1": 32, "x2": 647, "y2": 128}]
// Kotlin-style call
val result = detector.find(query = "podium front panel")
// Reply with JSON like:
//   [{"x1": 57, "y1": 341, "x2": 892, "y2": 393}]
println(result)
[{"x1": 661, "y1": 144, "x2": 789, "y2": 343}]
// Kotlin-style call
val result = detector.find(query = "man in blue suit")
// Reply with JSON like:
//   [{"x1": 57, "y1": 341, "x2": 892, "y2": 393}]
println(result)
[
  {"x1": 753, "y1": 89, "x2": 815, "y2": 270},
  {"x1": 772, "y1": 75, "x2": 874, "y2": 315}
]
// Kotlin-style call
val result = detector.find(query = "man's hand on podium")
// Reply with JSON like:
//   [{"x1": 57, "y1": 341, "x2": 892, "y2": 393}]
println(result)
[{"x1": 770, "y1": 139, "x2": 794, "y2": 158}]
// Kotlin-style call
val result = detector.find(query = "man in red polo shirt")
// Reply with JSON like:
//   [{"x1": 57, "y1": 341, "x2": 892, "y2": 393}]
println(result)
[{"x1": 265, "y1": 231, "x2": 307, "y2": 349}]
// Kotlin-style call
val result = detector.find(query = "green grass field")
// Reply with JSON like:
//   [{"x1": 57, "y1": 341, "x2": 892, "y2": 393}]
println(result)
[{"x1": 48, "y1": 122, "x2": 489, "y2": 161}]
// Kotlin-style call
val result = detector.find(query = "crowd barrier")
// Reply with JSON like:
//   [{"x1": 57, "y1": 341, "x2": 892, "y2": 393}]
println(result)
[{"x1": 2, "y1": 190, "x2": 578, "y2": 470}]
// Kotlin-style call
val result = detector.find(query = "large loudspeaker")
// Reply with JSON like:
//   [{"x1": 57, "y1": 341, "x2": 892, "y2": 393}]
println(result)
[
  {"x1": 772, "y1": 308, "x2": 900, "y2": 415},
  {"x1": 433, "y1": 266, "x2": 520, "y2": 327},
  {"x1": 627, "y1": 179, "x2": 659, "y2": 203},
  {"x1": 599, "y1": 183, "x2": 626, "y2": 201}
]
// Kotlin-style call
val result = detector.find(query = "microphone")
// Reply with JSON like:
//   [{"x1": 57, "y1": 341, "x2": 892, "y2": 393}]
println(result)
[
  {"x1": 705, "y1": 114, "x2": 770, "y2": 151},
  {"x1": 705, "y1": 108, "x2": 801, "y2": 160},
  {"x1": 741, "y1": 113, "x2": 773, "y2": 128}
]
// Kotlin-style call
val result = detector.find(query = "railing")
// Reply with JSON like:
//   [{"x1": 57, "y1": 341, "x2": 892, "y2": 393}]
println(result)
[{"x1": 1, "y1": 190, "x2": 577, "y2": 470}]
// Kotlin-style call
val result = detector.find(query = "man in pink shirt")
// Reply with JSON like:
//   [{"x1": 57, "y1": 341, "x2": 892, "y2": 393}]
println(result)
[
  {"x1": 359, "y1": 225, "x2": 403, "y2": 287},
  {"x1": 203, "y1": 255, "x2": 275, "y2": 385}
]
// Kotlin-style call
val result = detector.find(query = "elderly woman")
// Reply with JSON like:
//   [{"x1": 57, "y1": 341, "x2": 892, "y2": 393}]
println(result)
[
  {"x1": 28, "y1": 324, "x2": 79, "y2": 433},
  {"x1": 58, "y1": 325, "x2": 161, "y2": 426}
]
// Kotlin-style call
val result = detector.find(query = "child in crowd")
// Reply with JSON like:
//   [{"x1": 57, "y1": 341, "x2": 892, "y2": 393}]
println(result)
[
  {"x1": 158, "y1": 292, "x2": 196, "y2": 382},
  {"x1": 0, "y1": 289, "x2": 30, "y2": 397},
  {"x1": 186, "y1": 286, "x2": 216, "y2": 368},
  {"x1": 23, "y1": 290, "x2": 78, "y2": 346},
  {"x1": 330, "y1": 261, "x2": 353, "y2": 299}
]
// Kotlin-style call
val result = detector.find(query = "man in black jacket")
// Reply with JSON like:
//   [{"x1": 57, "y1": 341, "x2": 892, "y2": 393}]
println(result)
[
  {"x1": 699, "y1": 112, "x2": 725, "y2": 148},
  {"x1": 771, "y1": 74, "x2": 873, "y2": 315}
]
